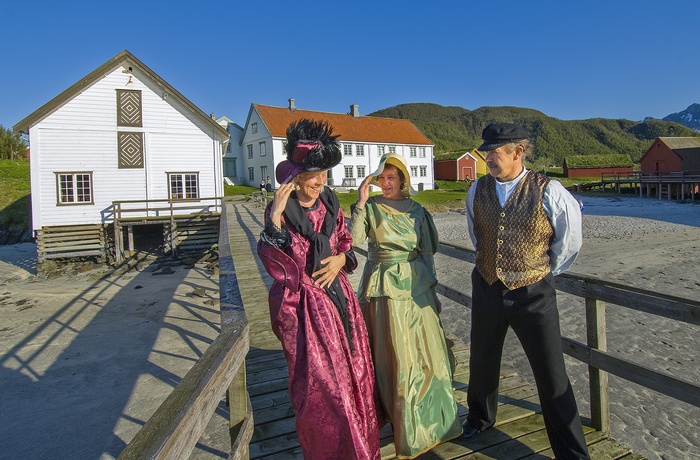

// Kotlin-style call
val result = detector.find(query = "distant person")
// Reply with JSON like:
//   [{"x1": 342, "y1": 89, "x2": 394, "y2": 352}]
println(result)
[
  {"x1": 578, "y1": 198, "x2": 584, "y2": 214},
  {"x1": 463, "y1": 123, "x2": 589, "y2": 459},
  {"x1": 259, "y1": 179, "x2": 266, "y2": 194},
  {"x1": 266, "y1": 176, "x2": 272, "y2": 192},
  {"x1": 256, "y1": 119, "x2": 380, "y2": 459},
  {"x1": 349, "y1": 153, "x2": 462, "y2": 458}
]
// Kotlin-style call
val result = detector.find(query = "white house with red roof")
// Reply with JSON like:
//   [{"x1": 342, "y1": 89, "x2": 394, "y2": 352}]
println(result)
[{"x1": 238, "y1": 99, "x2": 435, "y2": 191}]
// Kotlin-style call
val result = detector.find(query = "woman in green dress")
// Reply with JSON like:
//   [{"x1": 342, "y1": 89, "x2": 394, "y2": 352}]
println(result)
[{"x1": 348, "y1": 153, "x2": 462, "y2": 459}]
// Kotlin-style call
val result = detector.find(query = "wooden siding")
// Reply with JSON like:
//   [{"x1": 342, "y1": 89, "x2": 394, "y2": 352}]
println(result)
[
  {"x1": 29, "y1": 65, "x2": 223, "y2": 230},
  {"x1": 565, "y1": 166, "x2": 634, "y2": 178},
  {"x1": 435, "y1": 156, "x2": 477, "y2": 181}
]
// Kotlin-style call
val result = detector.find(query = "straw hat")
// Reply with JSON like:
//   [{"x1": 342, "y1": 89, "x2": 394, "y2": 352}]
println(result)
[{"x1": 367, "y1": 153, "x2": 417, "y2": 197}]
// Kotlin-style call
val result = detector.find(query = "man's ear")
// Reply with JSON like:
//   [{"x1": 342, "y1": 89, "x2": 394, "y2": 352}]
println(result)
[{"x1": 513, "y1": 144, "x2": 524, "y2": 159}]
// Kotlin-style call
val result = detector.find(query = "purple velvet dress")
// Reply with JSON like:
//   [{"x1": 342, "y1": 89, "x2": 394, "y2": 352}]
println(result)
[{"x1": 257, "y1": 201, "x2": 380, "y2": 460}]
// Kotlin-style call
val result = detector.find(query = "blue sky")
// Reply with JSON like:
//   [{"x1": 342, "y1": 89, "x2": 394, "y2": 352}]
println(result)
[{"x1": 2, "y1": 0, "x2": 698, "y2": 131}]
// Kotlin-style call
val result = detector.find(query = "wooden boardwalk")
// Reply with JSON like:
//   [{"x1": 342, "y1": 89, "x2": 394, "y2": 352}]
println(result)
[{"x1": 224, "y1": 200, "x2": 646, "y2": 459}]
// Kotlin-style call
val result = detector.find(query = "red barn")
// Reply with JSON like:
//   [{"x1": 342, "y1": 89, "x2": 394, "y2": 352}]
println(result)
[
  {"x1": 640, "y1": 137, "x2": 700, "y2": 174},
  {"x1": 434, "y1": 149, "x2": 483, "y2": 181}
]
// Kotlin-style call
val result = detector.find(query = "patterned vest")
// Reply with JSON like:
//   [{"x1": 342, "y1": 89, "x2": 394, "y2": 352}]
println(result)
[{"x1": 473, "y1": 171, "x2": 554, "y2": 290}]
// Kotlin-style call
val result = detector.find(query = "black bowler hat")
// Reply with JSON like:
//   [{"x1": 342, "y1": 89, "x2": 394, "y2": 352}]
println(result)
[{"x1": 478, "y1": 122, "x2": 530, "y2": 151}]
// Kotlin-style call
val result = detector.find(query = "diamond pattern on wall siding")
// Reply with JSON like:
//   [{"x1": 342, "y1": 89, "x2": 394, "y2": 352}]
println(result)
[
  {"x1": 117, "y1": 89, "x2": 142, "y2": 127},
  {"x1": 118, "y1": 132, "x2": 144, "y2": 168}
]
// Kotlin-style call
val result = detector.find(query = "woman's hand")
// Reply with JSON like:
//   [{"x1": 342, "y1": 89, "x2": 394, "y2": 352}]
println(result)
[
  {"x1": 357, "y1": 175, "x2": 371, "y2": 208},
  {"x1": 270, "y1": 175, "x2": 295, "y2": 228},
  {"x1": 313, "y1": 254, "x2": 346, "y2": 289}
]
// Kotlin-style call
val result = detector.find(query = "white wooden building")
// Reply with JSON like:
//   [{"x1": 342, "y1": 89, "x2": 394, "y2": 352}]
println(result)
[
  {"x1": 238, "y1": 99, "x2": 435, "y2": 191},
  {"x1": 216, "y1": 116, "x2": 244, "y2": 183},
  {"x1": 14, "y1": 50, "x2": 230, "y2": 263}
]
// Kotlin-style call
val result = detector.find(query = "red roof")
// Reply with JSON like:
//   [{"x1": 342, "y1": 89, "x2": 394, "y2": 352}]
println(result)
[{"x1": 253, "y1": 104, "x2": 433, "y2": 146}]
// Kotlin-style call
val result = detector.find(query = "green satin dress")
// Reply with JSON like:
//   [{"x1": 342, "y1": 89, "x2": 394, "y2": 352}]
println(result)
[{"x1": 349, "y1": 196, "x2": 462, "y2": 459}]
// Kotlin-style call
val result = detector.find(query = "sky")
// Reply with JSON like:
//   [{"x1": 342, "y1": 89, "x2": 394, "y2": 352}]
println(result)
[{"x1": 2, "y1": 0, "x2": 699, "y2": 132}]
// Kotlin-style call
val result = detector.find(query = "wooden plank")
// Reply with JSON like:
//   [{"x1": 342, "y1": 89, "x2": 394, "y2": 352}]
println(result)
[{"x1": 562, "y1": 339, "x2": 700, "y2": 408}]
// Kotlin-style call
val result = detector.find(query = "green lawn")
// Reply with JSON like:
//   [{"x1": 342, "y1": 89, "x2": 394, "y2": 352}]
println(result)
[{"x1": 0, "y1": 160, "x2": 31, "y2": 228}]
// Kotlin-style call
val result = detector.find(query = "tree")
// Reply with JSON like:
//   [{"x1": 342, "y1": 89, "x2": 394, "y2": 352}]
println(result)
[{"x1": 0, "y1": 125, "x2": 28, "y2": 160}]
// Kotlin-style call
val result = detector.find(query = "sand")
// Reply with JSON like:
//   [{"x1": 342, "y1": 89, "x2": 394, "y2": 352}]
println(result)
[{"x1": 1, "y1": 194, "x2": 699, "y2": 459}]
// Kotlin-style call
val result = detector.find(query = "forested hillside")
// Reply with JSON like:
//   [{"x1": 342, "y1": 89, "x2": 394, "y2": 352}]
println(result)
[{"x1": 369, "y1": 103, "x2": 699, "y2": 168}]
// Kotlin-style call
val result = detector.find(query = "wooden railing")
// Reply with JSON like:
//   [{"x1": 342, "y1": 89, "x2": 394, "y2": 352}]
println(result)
[
  {"x1": 108, "y1": 197, "x2": 223, "y2": 222},
  {"x1": 356, "y1": 241, "x2": 700, "y2": 436},
  {"x1": 601, "y1": 171, "x2": 700, "y2": 181},
  {"x1": 118, "y1": 203, "x2": 252, "y2": 459}
]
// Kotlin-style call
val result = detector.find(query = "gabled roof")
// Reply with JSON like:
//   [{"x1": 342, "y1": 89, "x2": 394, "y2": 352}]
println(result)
[
  {"x1": 252, "y1": 104, "x2": 433, "y2": 145},
  {"x1": 14, "y1": 50, "x2": 229, "y2": 140},
  {"x1": 658, "y1": 137, "x2": 700, "y2": 150}
]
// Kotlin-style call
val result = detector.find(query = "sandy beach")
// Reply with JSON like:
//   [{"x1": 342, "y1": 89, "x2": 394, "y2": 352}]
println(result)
[{"x1": 1, "y1": 194, "x2": 699, "y2": 459}]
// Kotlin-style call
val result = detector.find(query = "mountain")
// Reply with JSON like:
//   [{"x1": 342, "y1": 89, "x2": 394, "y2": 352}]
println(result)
[
  {"x1": 368, "y1": 103, "x2": 699, "y2": 167},
  {"x1": 662, "y1": 103, "x2": 700, "y2": 131}
]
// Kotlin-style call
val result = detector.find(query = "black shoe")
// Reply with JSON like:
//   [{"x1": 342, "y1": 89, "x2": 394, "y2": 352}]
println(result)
[{"x1": 460, "y1": 421, "x2": 478, "y2": 439}]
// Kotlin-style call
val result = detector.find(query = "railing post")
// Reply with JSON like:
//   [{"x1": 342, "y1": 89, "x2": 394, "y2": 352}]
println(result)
[
  {"x1": 228, "y1": 364, "x2": 251, "y2": 459},
  {"x1": 585, "y1": 286, "x2": 610, "y2": 435}
]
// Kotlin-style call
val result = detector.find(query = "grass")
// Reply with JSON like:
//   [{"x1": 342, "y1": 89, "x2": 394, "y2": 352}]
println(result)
[{"x1": 0, "y1": 160, "x2": 31, "y2": 228}]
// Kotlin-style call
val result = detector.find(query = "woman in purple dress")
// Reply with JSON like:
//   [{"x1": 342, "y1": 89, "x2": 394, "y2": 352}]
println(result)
[{"x1": 256, "y1": 119, "x2": 380, "y2": 459}]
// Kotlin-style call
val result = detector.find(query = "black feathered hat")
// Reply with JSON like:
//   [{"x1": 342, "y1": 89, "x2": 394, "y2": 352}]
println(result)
[{"x1": 275, "y1": 119, "x2": 342, "y2": 184}]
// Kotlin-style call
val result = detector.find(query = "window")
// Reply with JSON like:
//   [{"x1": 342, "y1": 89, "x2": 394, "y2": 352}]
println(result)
[
  {"x1": 357, "y1": 165, "x2": 366, "y2": 177},
  {"x1": 248, "y1": 167, "x2": 254, "y2": 181},
  {"x1": 226, "y1": 143, "x2": 231, "y2": 153},
  {"x1": 247, "y1": 144, "x2": 253, "y2": 159},
  {"x1": 260, "y1": 141, "x2": 266, "y2": 157},
  {"x1": 344, "y1": 166, "x2": 354, "y2": 178},
  {"x1": 344, "y1": 144, "x2": 353, "y2": 156},
  {"x1": 420, "y1": 166, "x2": 427, "y2": 177},
  {"x1": 378, "y1": 145, "x2": 385, "y2": 157},
  {"x1": 261, "y1": 165, "x2": 267, "y2": 180},
  {"x1": 169, "y1": 173, "x2": 199, "y2": 200},
  {"x1": 356, "y1": 145, "x2": 365, "y2": 156},
  {"x1": 252, "y1": 123, "x2": 258, "y2": 134},
  {"x1": 419, "y1": 147, "x2": 426, "y2": 158},
  {"x1": 410, "y1": 147, "x2": 417, "y2": 158},
  {"x1": 388, "y1": 145, "x2": 396, "y2": 154},
  {"x1": 56, "y1": 172, "x2": 93, "y2": 205},
  {"x1": 410, "y1": 166, "x2": 418, "y2": 177}
]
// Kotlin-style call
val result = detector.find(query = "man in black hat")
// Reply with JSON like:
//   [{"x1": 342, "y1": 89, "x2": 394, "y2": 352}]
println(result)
[{"x1": 462, "y1": 123, "x2": 589, "y2": 459}]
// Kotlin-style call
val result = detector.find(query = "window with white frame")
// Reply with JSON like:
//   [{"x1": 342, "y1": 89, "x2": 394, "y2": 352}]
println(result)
[
  {"x1": 248, "y1": 167, "x2": 254, "y2": 181},
  {"x1": 410, "y1": 147, "x2": 417, "y2": 158},
  {"x1": 169, "y1": 173, "x2": 199, "y2": 200},
  {"x1": 388, "y1": 145, "x2": 396, "y2": 154},
  {"x1": 344, "y1": 144, "x2": 353, "y2": 156},
  {"x1": 247, "y1": 144, "x2": 253, "y2": 159},
  {"x1": 261, "y1": 166, "x2": 267, "y2": 181},
  {"x1": 420, "y1": 165, "x2": 427, "y2": 177},
  {"x1": 226, "y1": 143, "x2": 231, "y2": 153},
  {"x1": 356, "y1": 145, "x2": 365, "y2": 156},
  {"x1": 410, "y1": 166, "x2": 418, "y2": 177},
  {"x1": 357, "y1": 165, "x2": 366, "y2": 177},
  {"x1": 260, "y1": 141, "x2": 266, "y2": 157},
  {"x1": 344, "y1": 166, "x2": 354, "y2": 178},
  {"x1": 419, "y1": 147, "x2": 426, "y2": 158},
  {"x1": 252, "y1": 122, "x2": 258, "y2": 134},
  {"x1": 56, "y1": 172, "x2": 93, "y2": 205},
  {"x1": 378, "y1": 145, "x2": 385, "y2": 157}
]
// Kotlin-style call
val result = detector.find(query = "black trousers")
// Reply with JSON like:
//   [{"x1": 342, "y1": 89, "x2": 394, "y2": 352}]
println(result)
[{"x1": 467, "y1": 269, "x2": 590, "y2": 460}]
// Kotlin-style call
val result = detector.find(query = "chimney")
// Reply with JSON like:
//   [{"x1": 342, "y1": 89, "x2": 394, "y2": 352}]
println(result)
[
  {"x1": 210, "y1": 113, "x2": 216, "y2": 119},
  {"x1": 350, "y1": 104, "x2": 360, "y2": 118},
  {"x1": 289, "y1": 98, "x2": 296, "y2": 112}
]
